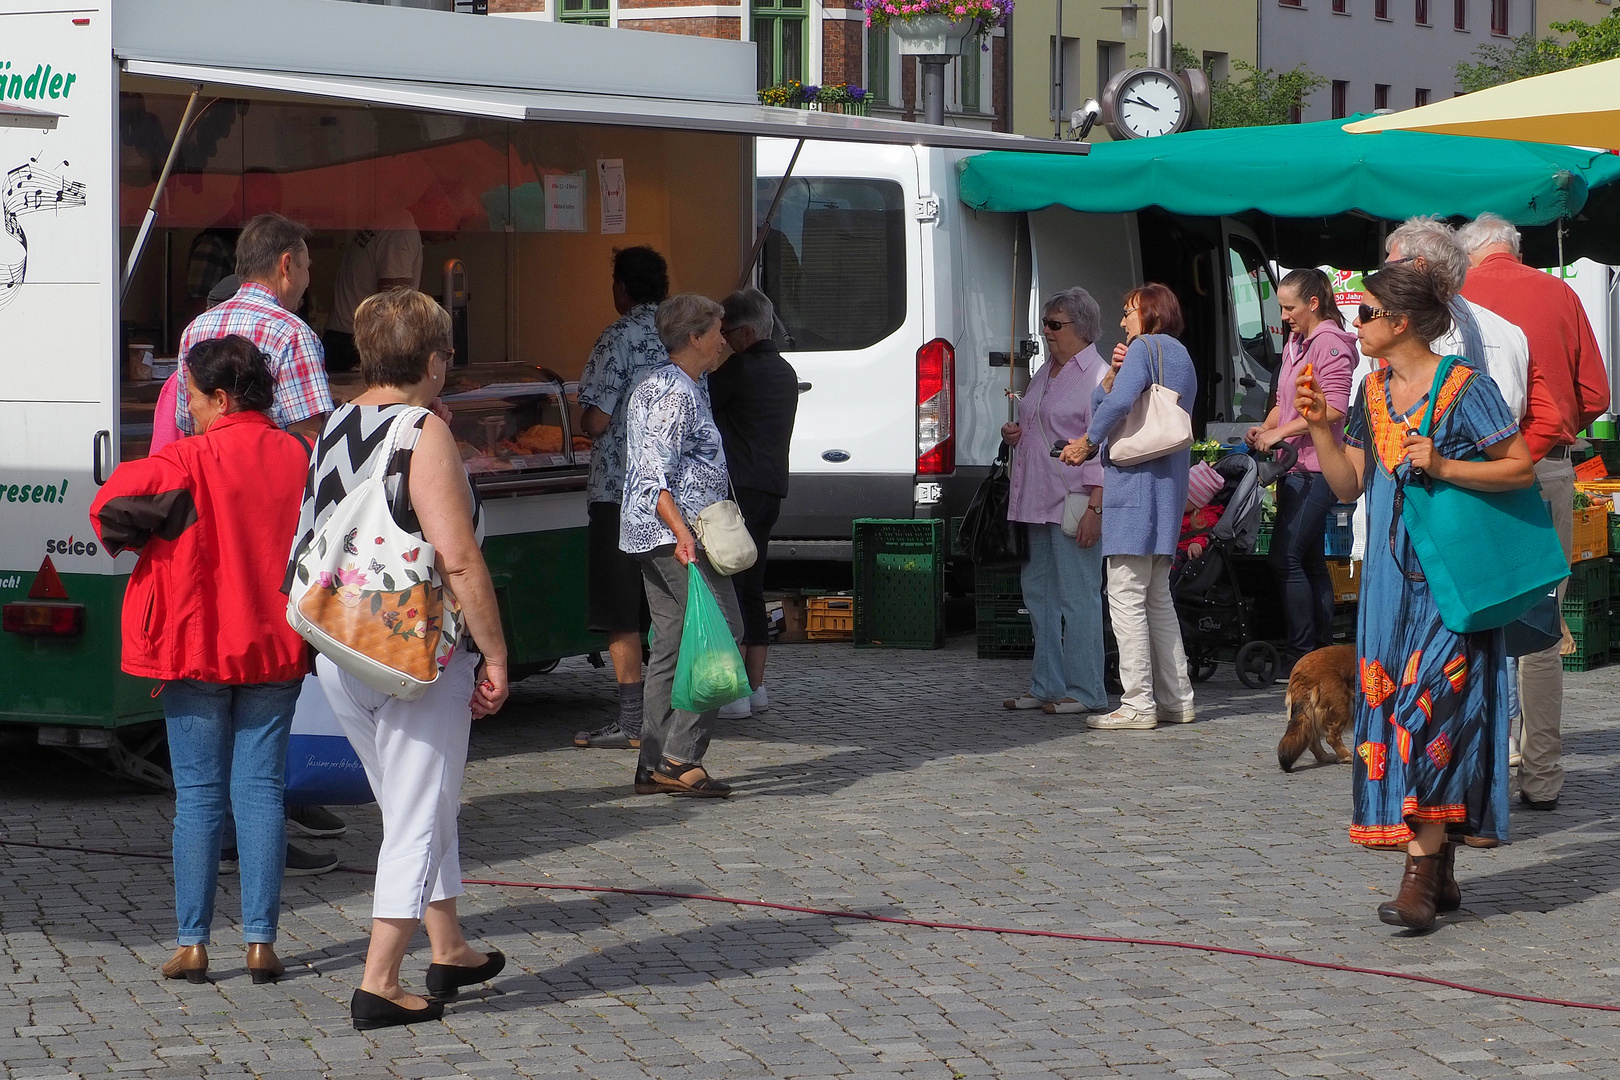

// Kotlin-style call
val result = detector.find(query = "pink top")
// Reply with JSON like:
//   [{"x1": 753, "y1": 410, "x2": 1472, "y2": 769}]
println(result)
[
  {"x1": 1007, "y1": 344, "x2": 1108, "y2": 525},
  {"x1": 1276, "y1": 321, "x2": 1356, "y2": 473},
  {"x1": 150, "y1": 372, "x2": 182, "y2": 455}
]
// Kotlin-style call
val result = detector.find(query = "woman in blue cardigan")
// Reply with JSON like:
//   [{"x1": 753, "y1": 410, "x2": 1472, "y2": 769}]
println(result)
[{"x1": 1060, "y1": 284, "x2": 1198, "y2": 730}]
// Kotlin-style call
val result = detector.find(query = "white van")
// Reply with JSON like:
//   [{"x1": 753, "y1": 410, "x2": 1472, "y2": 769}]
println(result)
[{"x1": 755, "y1": 137, "x2": 1287, "y2": 560}]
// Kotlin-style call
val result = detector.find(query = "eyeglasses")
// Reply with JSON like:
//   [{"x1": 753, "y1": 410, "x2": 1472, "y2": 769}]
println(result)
[
  {"x1": 1383, "y1": 256, "x2": 1416, "y2": 266},
  {"x1": 1357, "y1": 303, "x2": 1397, "y2": 323},
  {"x1": 1122, "y1": 306, "x2": 1138, "y2": 317},
  {"x1": 435, "y1": 347, "x2": 456, "y2": 363},
  {"x1": 1042, "y1": 319, "x2": 1072, "y2": 332}
]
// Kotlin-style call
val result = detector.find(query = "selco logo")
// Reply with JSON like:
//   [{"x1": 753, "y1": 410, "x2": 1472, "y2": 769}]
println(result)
[{"x1": 46, "y1": 535, "x2": 98, "y2": 557}]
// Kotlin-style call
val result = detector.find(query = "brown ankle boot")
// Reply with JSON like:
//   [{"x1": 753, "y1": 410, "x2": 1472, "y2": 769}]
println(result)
[
  {"x1": 246, "y1": 943, "x2": 285, "y2": 984},
  {"x1": 161, "y1": 944, "x2": 209, "y2": 984},
  {"x1": 1377, "y1": 853, "x2": 1442, "y2": 929},
  {"x1": 1435, "y1": 842, "x2": 1461, "y2": 913}
]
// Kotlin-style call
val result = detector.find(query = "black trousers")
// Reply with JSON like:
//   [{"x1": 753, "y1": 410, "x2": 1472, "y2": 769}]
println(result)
[{"x1": 730, "y1": 486, "x2": 782, "y2": 647}]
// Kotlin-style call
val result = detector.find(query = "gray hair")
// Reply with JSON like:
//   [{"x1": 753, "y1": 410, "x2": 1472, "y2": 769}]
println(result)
[
  {"x1": 1386, "y1": 216, "x2": 1469, "y2": 301},
  {"x1": 721, "y1": 287, "x2": 776, "y2": 339},
  {"x1": 1457, "y1": 212, "x2": 1522, "y2": 257},
  {"x1": 234, "y1": 213, "x2": 310, "y2": 282},
  {"x1": 655, "y1": 293, "x2": 725, "y2": 354},
  {"x1": 1041, "y1": 286, "x2": 1102, "y2": 343}
]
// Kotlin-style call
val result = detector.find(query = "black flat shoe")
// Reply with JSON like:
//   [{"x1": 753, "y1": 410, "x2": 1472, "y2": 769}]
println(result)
[
  {"x1": 350, "y1": 988, "x2": 444, "y2": 1031},
  {"x1": 634, "y1": 766, "x2": 660, "y2": 795},
  {"x1": 424, "y1": 950, "x2": 506, "y2": 1000},
  {"x1": 1520, "y1": 791, "x2": 1558, "y2": 811}
]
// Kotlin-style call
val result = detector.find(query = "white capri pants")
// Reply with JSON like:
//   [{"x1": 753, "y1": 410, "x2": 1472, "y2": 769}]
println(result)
[{"x1": 316, "y1": 648, "x2": 477, "y2": 920}]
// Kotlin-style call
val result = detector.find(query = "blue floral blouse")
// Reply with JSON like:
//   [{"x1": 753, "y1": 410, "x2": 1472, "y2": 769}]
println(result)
[
  {"x1": 619, "y1": 364, "x2": 731, "y2": 555},
  {"x1": 578, "y1": 303, "x2": 669, "y2": 505}
]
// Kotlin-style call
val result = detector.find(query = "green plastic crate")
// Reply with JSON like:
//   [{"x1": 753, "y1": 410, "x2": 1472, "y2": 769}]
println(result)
[
  {"x1": 1609, "y1": 514, "x2": 1620, "y2": 558},
  {"x1": 1564, "y1": 600, "x2": 1606, "y2": 634},
  {"x1": 977, "y1": 615, "x2": 1035, "y2": 659},
  {"x1": 1254, "y1": 526, "x2": 1272, "y2": 557},
  {"x1": 1564, "y1": 613, "x2": 1608, "y2": 672},
  {"x1": 976, "y1": 563, "x2": 1024, "y2": 597},
  {"x1": 1566, "y1": 557, "x2": 1610, "y2": 607},
  {"x1": 852, "y1": 519, "x2": 945, "y2": 649}
]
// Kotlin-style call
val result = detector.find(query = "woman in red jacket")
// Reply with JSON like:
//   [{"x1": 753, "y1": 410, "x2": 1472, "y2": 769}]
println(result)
[{"x1": 91, "y1": 334, "x2": 311, "y2": 986}]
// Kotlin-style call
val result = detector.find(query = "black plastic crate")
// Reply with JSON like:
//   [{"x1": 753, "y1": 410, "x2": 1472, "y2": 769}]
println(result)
[
  {"x1": 852, "y1": 519, "x2": 945, "y2": 649},
  {"x1": 976, "y1": 613, "x2": 1034, "y2": 659}
]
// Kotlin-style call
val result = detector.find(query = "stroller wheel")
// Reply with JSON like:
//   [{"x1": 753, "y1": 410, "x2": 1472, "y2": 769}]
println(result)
[
  {"x1": 1235, "y1": 641, "x2": 1282, "y2": 689},
  {"x1": 1188, "y1": 652, "x2": 1218, "y2": 683}
]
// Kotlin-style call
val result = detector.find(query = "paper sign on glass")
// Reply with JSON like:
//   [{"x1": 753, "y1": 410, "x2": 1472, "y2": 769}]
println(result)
[
  {"x1": 598, "y1": 158, "x2": 625, "y2": 234},
  {"x1": 543, "y1": 172, "x2": 586, "y2": 232}
]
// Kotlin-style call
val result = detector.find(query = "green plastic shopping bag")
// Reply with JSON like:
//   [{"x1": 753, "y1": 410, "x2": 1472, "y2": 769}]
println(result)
[{"x1": 671, "y1": 566, "x2": 751, "y2": 713}]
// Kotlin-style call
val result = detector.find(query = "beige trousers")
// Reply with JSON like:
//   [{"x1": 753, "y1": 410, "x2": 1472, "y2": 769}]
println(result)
[
  {"x1": 1518, "y1": 455, "x2": 1575, "y2": 802},
  {"x1": 1105, "y1": 554, "x2": 1194, "y2": 718}
]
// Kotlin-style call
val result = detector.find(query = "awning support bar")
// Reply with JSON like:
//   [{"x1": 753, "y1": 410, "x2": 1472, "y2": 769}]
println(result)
[
  {"x1": 738, "y1": 137, "x2": 805, "y2": 291},
  {"x1": 120, "y1": 87, "x2": 201, "y2": 306}
]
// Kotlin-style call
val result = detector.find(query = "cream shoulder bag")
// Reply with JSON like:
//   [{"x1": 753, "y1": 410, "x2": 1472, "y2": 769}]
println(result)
[{"x1": 1107, "y1": 337, "x2": 1194, "y2": 467}]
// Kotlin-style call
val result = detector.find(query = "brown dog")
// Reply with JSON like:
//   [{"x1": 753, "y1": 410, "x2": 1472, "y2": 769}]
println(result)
[{"x1": 1278, "y1": 644, "x2": 1357, "y2": 772}]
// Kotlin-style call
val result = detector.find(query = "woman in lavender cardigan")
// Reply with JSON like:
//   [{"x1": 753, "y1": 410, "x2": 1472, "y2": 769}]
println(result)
[{"x1": 1061, "y1": 284, "x2": 1198, "y2": 730}]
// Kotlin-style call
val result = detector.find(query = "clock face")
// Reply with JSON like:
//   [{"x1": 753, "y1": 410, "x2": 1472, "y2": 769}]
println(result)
[{"x1": 1115, "y1": 70, "x2": 1188, "y2": 138}]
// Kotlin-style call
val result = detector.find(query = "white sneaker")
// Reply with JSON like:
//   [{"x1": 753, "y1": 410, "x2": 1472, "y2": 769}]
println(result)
[
  {"x1": 717, "y1": 697, "x2": 752, "y2": 719},
  {"x1": 1508, "y1": 736, "x2": 1521, "y2": 768},
  {"x1": 1086, "y1": 708, "x2": 1157, "y2": 730},
  {"x1": 750, "y1": 686, "x2": 769, "y2": 713},
  {"x1": 1157, "y1": 708, "x2": 1197, "y2": 724}
]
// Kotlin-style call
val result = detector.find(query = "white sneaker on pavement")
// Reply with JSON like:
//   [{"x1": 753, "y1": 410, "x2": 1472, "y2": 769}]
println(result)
[
  {"x1": 718, "y1": 697, "x2": 752, "y2": 719},
  {"x1": 750, "y1": 686, "x2": 769, "y2": 713},
  {"x1": 1157, "y1": 708, "x2": 1197, "y2": 724},
  {"x1": 1087, "y1": 708, "x2": 1158, "y2": 730},
  {"x1": 1003, "y1": 694, "x2": 1048, "y2": 710},
  {"x1": 1508, "y1": 736, "x2": 1521, "y2": 768}
]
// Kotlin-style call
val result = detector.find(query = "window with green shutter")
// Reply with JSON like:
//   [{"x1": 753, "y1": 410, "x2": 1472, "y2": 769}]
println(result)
[
  {"x1": 560, "y1": 0, "x2": 609, "y2": 26},
  {"x1": 753, "y1": 0, "x2": 807, "y2": 88},
  {"x1": 866, "y1": 24, "x2": 890, "y2": 106},
  {"x1": 959, "y1": 41, "x2": 981, "y2": 112}
]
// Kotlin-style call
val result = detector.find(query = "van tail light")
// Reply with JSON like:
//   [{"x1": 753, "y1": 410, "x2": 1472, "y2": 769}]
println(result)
[
  {"x1": 916, "y1": 337, "x2": 955, "y2": 476},
  {"x1": 3, "y1": 601, "x2": 85, "y2": 636}
]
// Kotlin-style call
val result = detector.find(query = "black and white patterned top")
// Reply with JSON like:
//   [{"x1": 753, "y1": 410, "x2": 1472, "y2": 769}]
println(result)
[
  {"x1": 285, "y1": 404, "x2": 483, "y2": 592},
  {"x1": 619, "y1": 364, "x2": 729, "y2": 555}
]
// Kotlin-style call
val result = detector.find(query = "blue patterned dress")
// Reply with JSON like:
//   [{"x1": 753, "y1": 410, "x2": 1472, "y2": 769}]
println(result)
[{"x1": 1343, "y1": 359, "x2": 1517, "y2": 847}]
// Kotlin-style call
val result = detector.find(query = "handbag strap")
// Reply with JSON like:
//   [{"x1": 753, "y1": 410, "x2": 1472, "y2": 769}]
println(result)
[
  {"x1": 1389, "y1": 356, "x2": 1463, "y2": 583},
  {"x1": 1148, "y1": 337, "x2": 1165, "y2": 388}
]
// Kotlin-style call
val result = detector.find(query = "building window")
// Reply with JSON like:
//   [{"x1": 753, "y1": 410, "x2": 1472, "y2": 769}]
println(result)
[
  {"x1": 1415, "y1": 86, "x2": 1431, "y2": 105},
  {"x1": 754, "y1": 0, "x2": 807, "y2": 89},
  {"x1": 1331, "y1": 79, "x2": 1347, "y2": 119},
  {"x1": 867, "y1": 24, "x2": 890, "y2": 106},
  {"x1": 1416, "y1": 0, "x2": 1430, "y2": 23},
  {"x1": 1375, "y1": 0, "x2": 1389, "y2": 16},
  {"x1": 559, "y1": 0, "x2": 609, "y2": 24},
  {"x1": 1098, "y1": 40, "x2": 1126, "y2": 96},
  {"x1": 1203, "y1": 50, "x2": 1229, "y2": 81},
  {"x1": 1332, "y1": 0, "x2": 1347, "y2": 12},
  {"x1": 1455, "y1": 0, "x2": 1467, "y2": 27},
  {"x1": 1279, "y1": 0, "x2": 1302, "y2": 8},
  {"x1": 960, "y1": 42, "x2": 982, "y2": 112},
  {"x1": 1492, "y1": 0, "x2": 1509, "y2": 33},
  {"x1": 1374, "y1": 83, "x2": 1390, "y2": 109}
]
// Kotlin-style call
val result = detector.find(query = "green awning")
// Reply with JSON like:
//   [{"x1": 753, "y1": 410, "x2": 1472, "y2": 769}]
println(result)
[{"x1": 958, "y1": 115, "x2": 1620, "y2": 267}]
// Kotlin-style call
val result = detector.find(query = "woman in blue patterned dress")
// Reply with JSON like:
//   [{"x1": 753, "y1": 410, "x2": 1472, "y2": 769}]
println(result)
[{"x1": 1296, "y1": 263, "x2": 1533, "y2": 930}]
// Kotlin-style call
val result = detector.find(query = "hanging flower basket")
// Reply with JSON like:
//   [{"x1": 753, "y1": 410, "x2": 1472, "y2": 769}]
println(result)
[
  {"x1": 758, "y1": 81, "x2": 871, "y2": 115},
  {"x1": 863, "y1": 0, "x2": 1010, "y2": 56}
]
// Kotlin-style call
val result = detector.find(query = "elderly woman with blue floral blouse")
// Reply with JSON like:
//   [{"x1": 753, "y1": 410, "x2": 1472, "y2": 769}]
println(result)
[{"x1": 620, "y1": 293, "x2": 745, "y2": 799}]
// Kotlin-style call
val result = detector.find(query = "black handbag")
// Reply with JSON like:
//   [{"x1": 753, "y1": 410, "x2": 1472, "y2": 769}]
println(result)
[{"x1": 958, "y1": 441, "x2": 1028, "y2": 566}]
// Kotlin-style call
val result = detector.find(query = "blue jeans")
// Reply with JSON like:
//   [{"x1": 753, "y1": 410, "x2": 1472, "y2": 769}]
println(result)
[
  {"x1": 1270, "y1": 469, "x2": 1336, "y2": 661},
  {"x1": 1020, "y1": 523, "x2": 1107, "y2": 708},
  {"x1": 163, "y1": 679, "x2": 301, "y2": 946}
]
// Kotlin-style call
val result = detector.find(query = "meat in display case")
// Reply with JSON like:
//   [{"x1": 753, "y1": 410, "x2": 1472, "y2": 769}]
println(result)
[{"x1": 440, "y1": 366, "x2": 591, "y2": 494}]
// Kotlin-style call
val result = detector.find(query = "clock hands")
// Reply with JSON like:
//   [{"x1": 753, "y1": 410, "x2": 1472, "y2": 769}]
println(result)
[{"x1": 1124, "y1": 95, "x2": 1160, "y2": 112}]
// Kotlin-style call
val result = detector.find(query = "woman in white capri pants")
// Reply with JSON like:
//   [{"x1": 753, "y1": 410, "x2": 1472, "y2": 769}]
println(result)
[{"x1": 290, "y1": 288, "x2": 510, "y2": 1030}]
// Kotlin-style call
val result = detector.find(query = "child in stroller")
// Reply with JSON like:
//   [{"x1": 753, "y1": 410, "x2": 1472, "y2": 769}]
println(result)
[{"x1": 1172, "y1": 445, "x2": 1297, "y2": 687}]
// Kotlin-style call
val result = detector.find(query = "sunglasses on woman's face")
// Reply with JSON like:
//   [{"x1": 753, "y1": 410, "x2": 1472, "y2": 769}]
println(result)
[
  {"x1": 1042, "y1": 319, "x2": 1071, "y2": 332},
  {"x1": 1358, "y1": 303, "x2": 1397, "y2": 324}
]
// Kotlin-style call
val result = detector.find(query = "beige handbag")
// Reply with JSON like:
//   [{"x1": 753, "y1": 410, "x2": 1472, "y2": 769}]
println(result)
[
  {"x1": 691, "y1": 487, "x2": 758, "y2": 577},
  {"x1": 1107, "y1": 337, "x2": 1194, "y2": 467}
]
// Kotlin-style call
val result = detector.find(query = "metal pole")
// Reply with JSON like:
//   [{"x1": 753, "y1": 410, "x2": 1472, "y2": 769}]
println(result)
[
  {"x1": 921, "y1": 56, "x2": 948, "y2": 126},
  {"x1": 1053, "y1": 0, "x2": 1063, "y2": 138},
  {"x1": 120, "y1": 88, "x2": 202, "y2": 306},
  {"x1": 739, "y1": 137, "x2": 805, "y2": 290}
]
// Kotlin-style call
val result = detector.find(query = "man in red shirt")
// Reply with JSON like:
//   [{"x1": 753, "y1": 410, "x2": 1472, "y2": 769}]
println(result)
[{"x1": 1459, "y1": 212, "x2": 1610, "y2": 813}]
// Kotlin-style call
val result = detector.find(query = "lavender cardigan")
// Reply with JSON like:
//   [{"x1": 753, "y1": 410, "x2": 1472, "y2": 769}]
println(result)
[{"x1": 1087, "y1": 334, "x2": 1198, "y2": 558}]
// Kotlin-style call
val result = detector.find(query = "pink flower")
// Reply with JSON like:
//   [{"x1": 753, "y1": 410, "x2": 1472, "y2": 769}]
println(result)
[{"x1": 954, "y1": 4, "x2": 965, "y2": 12}]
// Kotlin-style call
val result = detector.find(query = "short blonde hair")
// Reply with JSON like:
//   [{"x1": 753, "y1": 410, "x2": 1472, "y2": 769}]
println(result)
[
  {"x1": 656, "y1": 293, "x2": 724, "y2": 354},
  {"x1": 354, "y1": 288, "x2": 452, "y2": 388}
]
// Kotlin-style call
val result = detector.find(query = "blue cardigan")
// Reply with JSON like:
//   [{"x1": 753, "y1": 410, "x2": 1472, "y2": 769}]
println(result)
[{"x1": 1087, "y1": 334, "x2": 1198, "y2": 558}]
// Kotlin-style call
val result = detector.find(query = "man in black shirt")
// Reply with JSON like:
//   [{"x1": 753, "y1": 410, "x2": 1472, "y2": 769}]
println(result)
[{"x1": 712, "y1": 289, "x2": 800, "y2": 718}]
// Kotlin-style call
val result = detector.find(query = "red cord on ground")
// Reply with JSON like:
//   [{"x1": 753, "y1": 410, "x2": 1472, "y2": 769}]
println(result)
[{"x1": 6, "y1": 838, "x2": 1617, "y2": 1014}]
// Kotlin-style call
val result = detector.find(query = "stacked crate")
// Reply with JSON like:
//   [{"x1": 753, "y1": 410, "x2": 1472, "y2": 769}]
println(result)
[
  {"x1": 975, "y1": 563, "x2": 1034, "y2": 660},
  {"x1": 852, "y1": 519, "x2": 946, "y2": 650},
  {"x1": 1564, "y1": 556, "x2": 1609, "y2": 672}
]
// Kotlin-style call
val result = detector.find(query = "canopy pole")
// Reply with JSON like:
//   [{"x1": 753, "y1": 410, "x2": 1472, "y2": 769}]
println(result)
[
  {"x1": 1558, "y1": 217, "x2": 1566, "y2": 271},
  {"x1": 121, "y1": 87, "x2": 202, "y2": 306},
  {"x1": 738, "y1": 137, "x2": 805, "y2": 291},
  {"x1": 1007, "y1": 218, "x2": 1020, "y2": 422}
]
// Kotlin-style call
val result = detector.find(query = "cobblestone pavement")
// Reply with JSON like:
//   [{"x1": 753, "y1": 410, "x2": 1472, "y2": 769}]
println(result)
[{"x1": 5, "y1": 637, "x2": 1620, "y2": 1079}]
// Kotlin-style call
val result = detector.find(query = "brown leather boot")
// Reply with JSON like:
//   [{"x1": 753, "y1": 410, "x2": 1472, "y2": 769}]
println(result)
[
  {"x1": 161, "y1": 944, "x2": 209, "y2": 984},
  {"x1": 246, "y1": 944, "x2": 285, "y2": 984},
  {"x1": 1435, "y1": 842, "x2": 1461, "y2": 913},
  {"x1": 1377, "y1": 853, "x2": 1442, "y2": 929}
]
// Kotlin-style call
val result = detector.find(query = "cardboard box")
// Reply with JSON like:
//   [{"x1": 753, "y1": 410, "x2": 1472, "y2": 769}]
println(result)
[{"x1": 770, "y1": 594, "x2": 809, "y2": 643}]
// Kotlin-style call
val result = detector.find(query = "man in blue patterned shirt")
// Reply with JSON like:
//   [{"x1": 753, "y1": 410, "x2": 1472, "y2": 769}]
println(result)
[{"x1": 574, "y1": 247, "x2": 671, "y2": 751}]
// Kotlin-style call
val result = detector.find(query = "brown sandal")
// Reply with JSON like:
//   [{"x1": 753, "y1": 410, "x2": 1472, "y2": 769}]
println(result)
[{"x1": 653, "y1": 758, "x2": 732, "y2": 798}]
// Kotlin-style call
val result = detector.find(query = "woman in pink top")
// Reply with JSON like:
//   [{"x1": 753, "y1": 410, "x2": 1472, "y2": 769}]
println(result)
[
  {"x1": 999, "y1": 287, "x2": 1110, "y2": 716},
  {"x1": 1245, "y1": 268, "x2": 1355, "y2": 665}
]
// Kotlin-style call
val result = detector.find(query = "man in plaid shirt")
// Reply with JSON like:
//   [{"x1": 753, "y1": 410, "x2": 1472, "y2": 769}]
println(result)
[{"x1": 176, "y1": 213, "x2": 332, "y2": 437}]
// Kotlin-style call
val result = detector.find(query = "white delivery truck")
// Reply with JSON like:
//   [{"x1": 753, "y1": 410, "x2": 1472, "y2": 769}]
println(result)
[{"x1": 755, "y1": 137, "x2": 1287, "y2": 561}]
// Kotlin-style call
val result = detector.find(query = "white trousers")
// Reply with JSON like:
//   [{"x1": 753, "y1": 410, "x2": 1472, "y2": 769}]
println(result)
[
  {"x1": 316, "y1": 649, "x2": 476, "y2": 920},
  {"x1": 1105, "y1": 554, "x2": 1194, "y2": 717}
]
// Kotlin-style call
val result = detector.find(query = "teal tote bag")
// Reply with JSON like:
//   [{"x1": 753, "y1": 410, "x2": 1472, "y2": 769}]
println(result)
[{"x1": 1395, "y1": 357, "x2": 1569, "y2": 634}]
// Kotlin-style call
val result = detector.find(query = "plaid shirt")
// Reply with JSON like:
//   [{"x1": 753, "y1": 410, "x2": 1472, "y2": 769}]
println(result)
[{"x1": 175, "y1": 282, "x2": 332, "y2": 435}]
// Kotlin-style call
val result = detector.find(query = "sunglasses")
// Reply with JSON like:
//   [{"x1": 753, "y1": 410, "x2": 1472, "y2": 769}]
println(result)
[
  {"x1": 1042, "y1": 318, "x2": 1072, "y2": 332},
  {"x1": 1358, "y1": 303, "x2": 1398, "y2": 324}
]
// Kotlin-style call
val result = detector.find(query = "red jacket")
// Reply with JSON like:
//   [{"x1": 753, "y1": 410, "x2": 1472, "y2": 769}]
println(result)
[{"x1": 90, "y1": 410, "x2": 310, "y2": 684}]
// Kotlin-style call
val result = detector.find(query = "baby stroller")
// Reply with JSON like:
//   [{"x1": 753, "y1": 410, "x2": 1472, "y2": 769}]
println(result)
[{"x1": 1172, "y1": 443, "x2": 1296, "y2": 688}]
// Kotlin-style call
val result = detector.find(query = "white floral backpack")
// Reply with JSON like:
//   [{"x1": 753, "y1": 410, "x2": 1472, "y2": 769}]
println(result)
[{"x1": 286, "y1": 407, "x2": 463, "y2": 700}]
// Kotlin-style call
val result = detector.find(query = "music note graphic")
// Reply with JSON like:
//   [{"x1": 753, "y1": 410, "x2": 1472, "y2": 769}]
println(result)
[{"x1": 0, "y1": 159, "x2": 85, "y2": 309}]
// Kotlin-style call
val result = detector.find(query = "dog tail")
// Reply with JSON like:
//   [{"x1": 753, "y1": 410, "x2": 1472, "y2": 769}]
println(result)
[{"x1": 1277, "y1": 686, "x2": 1313, "y2": 773}]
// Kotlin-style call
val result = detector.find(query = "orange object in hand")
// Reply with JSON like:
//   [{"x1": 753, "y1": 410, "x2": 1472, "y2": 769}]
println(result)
[{"x1": 1302, "y1": 362, "x2": 1315, "y2": 381}]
